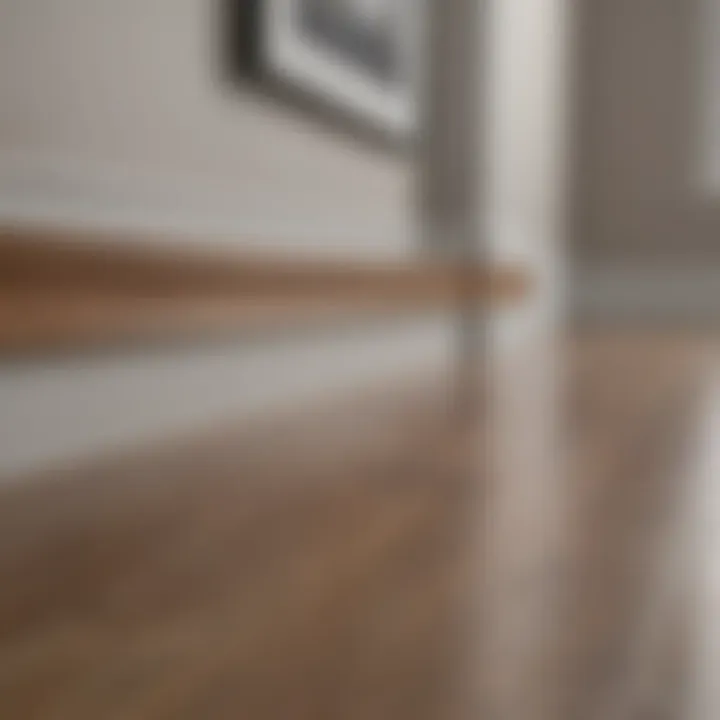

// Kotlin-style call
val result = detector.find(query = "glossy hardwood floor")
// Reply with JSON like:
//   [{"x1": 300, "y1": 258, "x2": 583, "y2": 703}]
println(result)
[{"x1": 0, "y1": 332, "x2": 713, "y2": 719}]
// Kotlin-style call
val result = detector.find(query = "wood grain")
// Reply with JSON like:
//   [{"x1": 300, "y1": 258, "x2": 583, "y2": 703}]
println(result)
[
  {"x1": 0, "y1": 333, "x2": 710, "y2": 719},
  {"x1": 0, "y1": 225, "x2": 530, "y2": 354}
]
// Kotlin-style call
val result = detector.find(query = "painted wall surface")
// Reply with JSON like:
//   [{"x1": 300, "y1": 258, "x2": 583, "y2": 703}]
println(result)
[
  {"x1": 0, "y1": 0, "x2": 412, "y2": 257},
  {"x1": 575, "y1": 0, "x2": 720, "y2": 262},
  {"x1": 701, "y1": 0, "x2": 720, "y2": 193}
]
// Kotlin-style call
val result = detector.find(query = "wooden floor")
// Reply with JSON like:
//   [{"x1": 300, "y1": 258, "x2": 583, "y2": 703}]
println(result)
[{"x1": 0, "y1": 333, "x2": 714, "y2": 719}]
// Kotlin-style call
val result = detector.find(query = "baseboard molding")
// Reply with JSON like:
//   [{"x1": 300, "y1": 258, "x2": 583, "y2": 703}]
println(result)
[
  {"x1": 574, "y1": 264, "x2": 720, "y2": 325},
  {"x1": 0, "y1": 316, "x2": 453, "y2": 480}
]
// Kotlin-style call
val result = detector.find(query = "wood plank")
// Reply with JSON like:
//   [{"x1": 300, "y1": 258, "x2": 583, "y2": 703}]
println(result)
[
  {"x1": 0, "y1": 225, "x2": 530, "y2": 354},
  {"x1": 0, "y1": 333, "x2": 709, "y2": 719}
]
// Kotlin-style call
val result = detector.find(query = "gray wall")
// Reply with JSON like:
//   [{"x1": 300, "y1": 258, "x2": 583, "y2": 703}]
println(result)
[
  {"x1": 575, "y1": 0, "x2": 720, "y2": 263},
  {"x1": 700, "y1": 0, "x2": 720, "y2": 193}
]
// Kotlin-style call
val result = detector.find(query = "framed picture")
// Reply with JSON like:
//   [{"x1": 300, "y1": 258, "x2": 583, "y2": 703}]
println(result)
[{"x1": 226, "y1": 0, "x2": 425, "y2": 146}]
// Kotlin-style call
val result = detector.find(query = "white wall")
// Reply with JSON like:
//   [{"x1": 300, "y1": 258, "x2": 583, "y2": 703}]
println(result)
[{"x1": 0, "y1": 0, "x2": 412, "y2": 257}]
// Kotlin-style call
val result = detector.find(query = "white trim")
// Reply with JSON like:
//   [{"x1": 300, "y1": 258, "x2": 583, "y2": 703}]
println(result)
[{"x1": 0, "y1": 316, "x2": 451, "y2": 481}]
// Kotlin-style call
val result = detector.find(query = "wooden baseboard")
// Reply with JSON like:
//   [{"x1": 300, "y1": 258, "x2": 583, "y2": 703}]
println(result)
[{"x1": 0, "y1": 224, "x2": 530, "y2": 354}]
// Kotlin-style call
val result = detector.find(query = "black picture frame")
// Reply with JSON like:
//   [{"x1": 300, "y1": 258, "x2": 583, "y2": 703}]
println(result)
[{"x1": 223, "y1": 0, "x2": 422, "y2": 152}]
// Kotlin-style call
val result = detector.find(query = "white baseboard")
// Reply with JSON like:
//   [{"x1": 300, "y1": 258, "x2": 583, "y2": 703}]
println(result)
[{"x1": 0, "y1": 316, "x2": 452, "y2": 481}]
